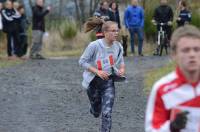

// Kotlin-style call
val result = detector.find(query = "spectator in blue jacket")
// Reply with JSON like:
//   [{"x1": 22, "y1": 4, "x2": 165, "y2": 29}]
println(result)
[
  {"x1": 176, "y1": 0, "x2": 191, "y2": 27},
  {"x1": 124, "y1": 0, "x2": 144, "y2": 56}
]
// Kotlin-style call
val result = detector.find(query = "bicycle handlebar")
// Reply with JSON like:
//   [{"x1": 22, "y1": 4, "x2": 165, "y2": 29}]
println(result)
[
  {"x1": 154, "y1": 22, "x2": 168, "y2": 26},
  {"x1": 153, "y1": 22, "x2": 171, "y2": 26},
  {"x1": 152, "y1": 20, "x2": 172, "y2": 26}
]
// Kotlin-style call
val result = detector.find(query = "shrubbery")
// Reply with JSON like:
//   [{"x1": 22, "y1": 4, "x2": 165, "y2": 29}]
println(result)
[
  {"x1": 0, "y1": 31, "x2": 3, "y2": 43},
  {"x1": 59, "y1": 20, "x2": 78, "y2": 40},
  {"x1": 143, "y1": 0, "x2": 158, "y2": 40},
  {"x1": 0, "y1": 31, "x2": 6, "y2": 53},
  {"x1": 191, "y1": 10, "x2": 200, "y2": 28},
  {"x1": 144, "y1": 6, "x2": 157, "y2": 40},
  {"x1": 143, "y1": 0, "x2": 200, "y2": 40}
]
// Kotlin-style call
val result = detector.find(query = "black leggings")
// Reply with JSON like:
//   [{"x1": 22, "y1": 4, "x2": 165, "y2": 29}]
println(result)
[{"x1": 87, "y1": 76, "x2": 115, "y2": 132}]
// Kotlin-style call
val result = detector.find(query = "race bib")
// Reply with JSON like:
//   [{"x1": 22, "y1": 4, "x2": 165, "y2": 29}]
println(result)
[{"x1": 96, "y1": 55, "x2": 114, "y2": 71}]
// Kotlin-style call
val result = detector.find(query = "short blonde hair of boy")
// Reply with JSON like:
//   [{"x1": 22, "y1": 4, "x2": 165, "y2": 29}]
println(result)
[{"x1": 170, "y1": 25, "x2": 200, "y2": 53}]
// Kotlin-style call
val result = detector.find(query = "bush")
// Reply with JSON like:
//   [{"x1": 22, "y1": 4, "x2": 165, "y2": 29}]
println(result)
[
  {"x1": 144, "y1": 8, "x2": 157, "y2": 40},
  {"x1": 43, "y1": 30, "x2": 66, "y2": 52},
  {"x1": 191, "y1": 10, "x2": 200, "y2": 28},
  {"x1": 59, "y1": 20, "x2": 78, "y2": 40},
  {"x1": 143, "y1": 0, "x2": 158, "y2": 40},
  {"x1": 46, "y1": 18, "x2": 65, "y2": 30},
  {"x1": 0, "y1": 31, "x2": 3, "y2": 39}
]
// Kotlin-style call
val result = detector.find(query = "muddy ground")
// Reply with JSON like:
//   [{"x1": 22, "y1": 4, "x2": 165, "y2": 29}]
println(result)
[{"x1": 0, "y1": 56, "x2": 170, "y2": 132}]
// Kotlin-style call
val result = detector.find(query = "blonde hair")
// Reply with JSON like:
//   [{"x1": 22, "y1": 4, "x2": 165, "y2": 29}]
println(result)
[
  {"x1": 170, "y1": 25, "x2": 200, "y2": 53},
  {"x1": 102, "y1": 21, "x2": 118, "y2": 32},
  {"x1": 13, "y1": 1, "x2": 19, "y2": 9}
]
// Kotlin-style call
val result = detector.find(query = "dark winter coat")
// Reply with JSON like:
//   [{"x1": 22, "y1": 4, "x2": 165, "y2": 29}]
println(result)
[
  {"x1": 32, "y1": 5, "x2": 49, "y2": 32},
  {"x1": 109, "y1": 9, "x2": 121, "y2": 29},
  {"x1": 176, "y1": 9, "x2": 191, "y2": 27},
  {"x1": 153, "y1": 5, "x2": 173, "y2": 23},
  {"x1": 19, "y1": 14, "x2": 29, "y2": 35},
  {"x1": 1, "y1": 8, "x2": 20, "y2": 33}
]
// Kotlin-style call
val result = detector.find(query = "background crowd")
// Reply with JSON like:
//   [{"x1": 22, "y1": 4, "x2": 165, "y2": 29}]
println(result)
[
  {"x1": 0, "y1": 0, "x2": 193, "y2": 60},
  {"x1": 0, "y1": 0, "x2": 50, "y2": 60},
  {"x1": 0, "y1": 0, "x2": 29, "y2": 60},
  {"x1": 91, "y1": 0, "x2": 191, "y2": 56}
]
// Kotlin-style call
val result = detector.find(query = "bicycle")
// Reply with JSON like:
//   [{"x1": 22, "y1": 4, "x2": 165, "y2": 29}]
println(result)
[{"x1": 152, "y1": 21, "x2": 170, "y2": 56}]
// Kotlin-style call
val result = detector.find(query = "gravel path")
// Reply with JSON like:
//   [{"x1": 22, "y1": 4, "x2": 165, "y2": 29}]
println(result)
[{"x1": 0, "y1": 56, "x2": 171, "y2": 132}]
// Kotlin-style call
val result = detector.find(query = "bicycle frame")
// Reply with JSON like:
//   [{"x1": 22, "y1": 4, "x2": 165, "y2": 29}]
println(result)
[
  {"x1": 157, "y1": 23, "x2": 166, "y2": 46},
  {"x1": 153, "y1": 22, "x2": 169, "y2": 56}
]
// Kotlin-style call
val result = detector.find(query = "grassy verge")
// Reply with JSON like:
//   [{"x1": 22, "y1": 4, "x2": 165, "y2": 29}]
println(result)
[
  {"x1": 144, "y1": 62, "x2": 175, "y2": 93},
  {"x1": 0, "y1": 59, "x2": 24, "y2": 68},
  {"x1": 44, "y1": 49, "x2": 83, "y2": 57},
  {"x1": 0, "y1": 51, "x2": 24, "y2": 69}
]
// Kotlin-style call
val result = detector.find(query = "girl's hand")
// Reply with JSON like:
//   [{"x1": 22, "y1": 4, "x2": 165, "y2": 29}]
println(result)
[
  {"x1": 96, "y1": 70, "x2": 109, "y2": 80},
  {"x1": 118, "y1": 68, "x2": 125, "y2": 76}
]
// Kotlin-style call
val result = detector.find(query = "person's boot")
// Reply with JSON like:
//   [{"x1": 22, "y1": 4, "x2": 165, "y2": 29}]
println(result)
[
  {"x1": 90, "y1": 107, "x2": 100, "y2": 118},
  {"x1": 35, "y1": 54, "x2": 45, "y2": 59},
  {"x1": 30, "y1": 54, "x2": 45, "y2": 59}
]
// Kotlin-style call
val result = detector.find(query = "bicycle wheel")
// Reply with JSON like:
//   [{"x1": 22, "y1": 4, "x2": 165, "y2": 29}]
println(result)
[
  {"x1": 159, "y1": 35, "x2": 165, "y2": 56},
  {"x1": 154, "y1": 35, "x2": 161, "y2": 56}
]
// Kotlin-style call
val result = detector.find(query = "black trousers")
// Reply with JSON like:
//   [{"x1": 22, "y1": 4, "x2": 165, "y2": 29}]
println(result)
[
  {"x1": 18, "y1": 35, "x2": 28, "y2": 57},
  {"x1": 6, "y1": 32, "x2": 19, "y2": 56}
]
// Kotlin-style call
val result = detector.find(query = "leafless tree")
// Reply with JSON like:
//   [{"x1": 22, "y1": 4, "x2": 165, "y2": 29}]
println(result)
[
  {"x1": 73, "y1": 0, "x2": 100, "y2": 30},
  {"x1": 59, "y1": 0, "x2": 64, "y2": 18},
  {"x1": 89, "y1": 0, "x2": 101, "y2": 16},
  {"x1": 79, "y1": 0, "x2": 86, "y2": 23},
  {"x1": 74, "y1": 0, "x2": 80, "y2": 21},
  {"x1": 18, "y1": 0, "x2": 33, "y2": 18}
]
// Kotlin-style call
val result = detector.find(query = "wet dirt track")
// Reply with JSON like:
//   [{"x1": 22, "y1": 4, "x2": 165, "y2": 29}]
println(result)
[{"x1": 0, "y1": 56, "x2": 170, "y2": 132}]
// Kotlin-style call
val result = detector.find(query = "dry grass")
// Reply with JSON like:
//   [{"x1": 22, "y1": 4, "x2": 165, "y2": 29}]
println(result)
[
  {"x1": 0, "y1": 33, "x2": 7, "y2": 54},
  {"x1": 0, "y1": 59, "x2": 24, "y2": 68},
  {"x1": 0, "y1": 37, "x2": 25, "y2": 69},
  {"x1": 43, "y1": 30, "x2": 90, "y2": 57},
  {"x1": 43, "y1": 31, "x2": 66, "y2": 52},
  {"x1": 44, "y1": 49, "x2": 83, "y2": 57}
]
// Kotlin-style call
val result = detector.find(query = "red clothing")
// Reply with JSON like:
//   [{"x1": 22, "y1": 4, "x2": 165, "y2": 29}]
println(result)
[
  {"x1": 96, "y1": 32, "x2": 104, "y2": 39},
  {"x1": 145, "y1": 67, "x2": 200, "y2": 132}
]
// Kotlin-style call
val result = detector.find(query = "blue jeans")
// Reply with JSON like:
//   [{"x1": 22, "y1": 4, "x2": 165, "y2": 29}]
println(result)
[{"x1": 129, "y1": 27, "x2": 144, "y2": 55}]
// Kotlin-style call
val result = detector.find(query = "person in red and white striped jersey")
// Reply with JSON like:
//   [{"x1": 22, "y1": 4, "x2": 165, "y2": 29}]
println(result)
[{"x1": 145, "y1": 25, "x2": 200, "y2": 132}]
